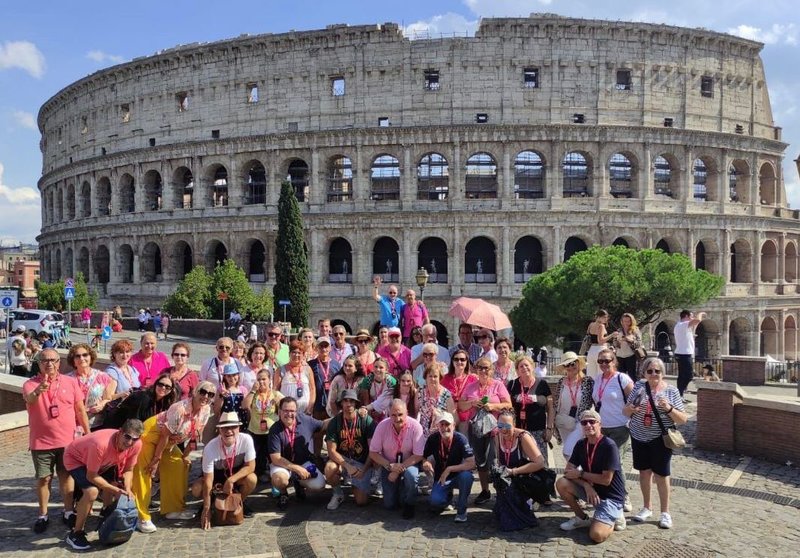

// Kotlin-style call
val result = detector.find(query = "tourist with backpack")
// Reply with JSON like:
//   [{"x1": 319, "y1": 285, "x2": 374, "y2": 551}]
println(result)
[{"x1": 62, "y1": 419, "x2": 144, "y2": 550}]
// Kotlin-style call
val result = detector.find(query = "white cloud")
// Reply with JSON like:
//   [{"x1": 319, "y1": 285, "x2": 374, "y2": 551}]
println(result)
[
  {"x1": 0, "y1": 40, "x2": 45, "y2": 78},
  {"x1": 86, "y1": 50, "x2": 125, "y2": 64},
  {"x1": 0, "y1": 162, "x2": 41, "y2": 243},
  {"x1": 463, "y1": 0, "x2": 553, "y2": 17},
  {"x1": 404, "y1": 12, "x2": 478, "y2": 38},
  {"x1": 728, "y1": 24, "x2": 798, "y2": 45},
  {"x1": 12, "y1": 110, "x2": 37, "y2": 130}
]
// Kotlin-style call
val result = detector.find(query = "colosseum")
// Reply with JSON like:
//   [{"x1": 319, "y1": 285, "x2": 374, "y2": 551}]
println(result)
[{"x1": 36, "y1": 14, "x2": 799, "y2": 359}]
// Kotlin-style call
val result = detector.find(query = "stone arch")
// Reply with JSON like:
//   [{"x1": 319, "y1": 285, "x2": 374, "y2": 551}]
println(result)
[
  {"x1": 608, "y1": 151, "x2": 637, "y2": 198},
  {"x1": 77, "y1": 247, "x2": 90, "y2": 280},
  {"x1": 327, "y1": 155, "x2": 353, "y2": 202},
  {"x1": 205, "y1": 239, "x2": 228, "y2": 271},
  {"x1": 328, "y1": 237, "x2": 353, "y2": 283},
  {"x1": 65, "y1": 183, "x2": 76, "y2": 220},
  {"x1": 465, "y1": 152, "x2": 498, "y2": 199},
  {"x1": 612, "y1": 235, "x2": 639, "y2": 249},
  {"x1": 94, "y1": 245, "x2": 110, "y2": 284},
  {"x1": 172, "y1": 240, "x2": 194, "y2": 280},
  {"x1": 514, "y1": 235, "x2": 543, "y2": 282},
  {"x1": 172, "y1": 167, "x2": 194, "y2": 209},
  {"x1": 371, "y1": 153, "x2": 401, "y2": 201},
  {"x1": 96, "y1": 177, "x2": 111, "y2": 216},
  {"x1": 143, "y1": 170, "x2": 163, "y2": 211},
  {"x1": 760, "y1": 239, "x2": 778, "y2": 282},
  {"x1": 564, "y1": 236, "x2": 588, "y2": 261},
  {"x1": 118, "y1": 244, "x2": 134, "y2": 283},
  {"x1": 695, "y1": 319, "x2": 720, "y2": 359},
  {"x1": 417, "y1": 152, "x2": 449, "y2": 200},
  {"x1": 729, "y1": 317, "x2": 751, "y2": 355},
  {"x1": 373, "y1": 236, "x2": 399, "y2": 282},
  {"x1": 730, "y1": 238, "x2": 752, "y2": 283},
  {"x1": 287, "y1": 158, "x2": 310, "y2": 202},
  {"x1": 655, "y1": 237, "x2": 681, "y2": 254},
  {"x1": 759, "y1": 162, "x2": 776, "y2": 205},
  {"x1": 141, "y1": 242, "x2": 162, "y2": 282},
  {"x1": 760, "y1": 316, "x2": 778, "y2": 357},
  {"x1": 785, "y1": 315, "x2": 797, "y2": 360},
  {"x1": 64, "y1": 247, "x2": 74, "y2": 278},
  {"x1": 692, "y1": 156, "x2": 719, "y2": 202},
  {"x1": 204, "y1": 164, "x2": 228, "y2": 207},
  {"x1": 244, "y1": 160, "x2": 267, "y2": 205},
  {"x1": 653, "y1": 153, "x2": 679, "y2": 198},
  {"x1": 465, "y1": 236, "x2": 496, "y2": 283},
  {"x1": 563, "y1": 151, "x2": 592, "y2": 197},
  {"x1": 119, "y1": 173, "x2": 135, "y2": 213},
  {"x1": 417, "y1": 237, "x2": 448, "y2": 283},
  {"x1": 245, "y1": 239, "x2": 267, "y2": 282},
  {"x1": 695, "y1": 238, "x2": 720, "y2": 275},
  {"x1": 514, "y1": 150, "x2": 545, "y2": 199},
  {"x1": 785, "y1": 242, "x2": 797, "y2": 283},
  {"x1": 728, "y1": 159, "x2": 750, "y2": 203},
  {"x1": 79, "y1": 181, "x2": 91, "y2": 218}
]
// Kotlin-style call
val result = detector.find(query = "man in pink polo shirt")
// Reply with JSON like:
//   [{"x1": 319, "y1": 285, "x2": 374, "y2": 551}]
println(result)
[
  {"x1": 63, "y1": 419, "x2": 143, "y2": 550},
  {"x1": 400, "y1": 289, "x2": 429, "y2": 345},
  {"x1": 23, "y1": 348, "x2": 91, "y2": 534},
  {"x1": 129, "y1": 332, "x2": 171, "y2": 387}
]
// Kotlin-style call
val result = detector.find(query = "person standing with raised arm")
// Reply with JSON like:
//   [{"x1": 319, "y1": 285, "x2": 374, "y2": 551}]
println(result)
[{"x1": 372, "y1": 275, "x2": 404, "y2": 328}]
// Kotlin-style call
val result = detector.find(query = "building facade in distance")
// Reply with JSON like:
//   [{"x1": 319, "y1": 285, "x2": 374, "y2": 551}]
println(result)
[{"x1": 36, "y1": 15, "x2": 800, "y2": 358}]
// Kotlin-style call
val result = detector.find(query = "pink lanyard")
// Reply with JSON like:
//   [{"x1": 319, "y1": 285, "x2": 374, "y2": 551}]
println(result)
[{"x1": 597, "y1": 373, "x2": 616, "y2": 402}]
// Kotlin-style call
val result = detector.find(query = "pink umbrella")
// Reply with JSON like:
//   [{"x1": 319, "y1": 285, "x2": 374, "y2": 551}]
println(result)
[{"x1": 448, "y1": 297, "x2": 512, "y2": 331}]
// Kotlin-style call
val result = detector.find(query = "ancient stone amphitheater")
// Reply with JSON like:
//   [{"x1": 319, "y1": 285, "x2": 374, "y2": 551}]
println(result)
[{"x1": 36, "y1": 15, "x2": 800, "y2": 358}]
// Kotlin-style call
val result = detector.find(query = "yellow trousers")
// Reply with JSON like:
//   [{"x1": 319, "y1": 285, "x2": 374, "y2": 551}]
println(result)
[{"x1": 131, "y1": 416, "x2": 188, "y2": 521}]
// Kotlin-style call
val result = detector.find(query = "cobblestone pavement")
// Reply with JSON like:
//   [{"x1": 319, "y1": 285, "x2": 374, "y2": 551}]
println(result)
[{"x1": 2, "y1": 397, "x2": 798, "y2": 557}]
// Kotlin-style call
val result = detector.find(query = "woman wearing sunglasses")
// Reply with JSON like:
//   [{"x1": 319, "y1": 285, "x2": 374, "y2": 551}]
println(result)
[
  {"x1": 67, "y1": 343, "x2": 116, "y2": 432},
  {"x1": 552, "y1": 352, "x2": 594, "y2": 457},
  {"x1": 199, "y1": 337, "x2": 243, "y2": 441},
  {"x1": 442, "y1": 349, "x2": 478, "y2": 436},
  {"x1": 623, "y1": 357, "x2": 687, "y2": 529},
  {"x1": 131, "y1": 381, "x2": 216, "y2": 533},
  {"x1": 103, "y1": 372, "x2": 177, "y2": 429},
  {"x1": 167, "y1": 342, "x2": 197, "y2": 400}
]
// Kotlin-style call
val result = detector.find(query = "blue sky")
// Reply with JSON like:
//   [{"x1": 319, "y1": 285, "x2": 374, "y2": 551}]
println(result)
[{"x1": 1, "y1": 0, "x2": 798, "y2": 244}]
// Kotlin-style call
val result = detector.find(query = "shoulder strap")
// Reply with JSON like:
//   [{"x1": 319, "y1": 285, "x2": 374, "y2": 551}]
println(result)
[
  {"x1": 616, "y1": 373, "x2": 623, "y2": 393},
  {"x1": 644, "y1": 383, "x2": 669, "y2": 435}
]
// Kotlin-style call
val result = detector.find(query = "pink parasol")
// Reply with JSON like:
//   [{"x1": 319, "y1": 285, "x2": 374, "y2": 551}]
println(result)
[{"x1": 448, "y1": 297, "x2": 512, "y2": 331}]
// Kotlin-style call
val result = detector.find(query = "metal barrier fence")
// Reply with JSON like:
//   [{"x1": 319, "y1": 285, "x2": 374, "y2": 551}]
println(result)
[{"x1": 537, "y1": 354, "x2": 724, "y2": 380}]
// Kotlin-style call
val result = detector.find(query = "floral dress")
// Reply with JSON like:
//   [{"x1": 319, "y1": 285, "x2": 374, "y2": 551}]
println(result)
[
  {"x1": 69, "y1": 368, "x2": 112, "y2": 430},
  {"x1": 417, "y1": 386, "x2": 454, "y2": 438}
]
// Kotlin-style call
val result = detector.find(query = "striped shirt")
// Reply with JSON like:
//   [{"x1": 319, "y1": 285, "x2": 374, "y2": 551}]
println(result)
[{"x1": 626, "y1": 382, "x2": 684, "y2": 442}]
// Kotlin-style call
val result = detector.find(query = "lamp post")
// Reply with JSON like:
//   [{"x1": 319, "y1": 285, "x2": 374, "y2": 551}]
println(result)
[{"x1": 415, "y1": 267, "x2": 429, "y2": 300}]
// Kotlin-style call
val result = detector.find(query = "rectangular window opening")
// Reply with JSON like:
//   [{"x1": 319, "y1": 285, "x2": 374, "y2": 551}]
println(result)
[
  {"x1": 615, "y1": 69, "x2": 632, "y2": 91},
  {"x1": 735, "y1": 124, "x2": 744, "y2": 134},
  {"x1": 424, "y1": 70, "x2": 440, "y2": 91},
  {"x1": 664, "y1": 117, "x2": 674, "y2": 128},
  {"x1": 523, "y1": 67, "x2": 539, "y2": 88},
  {"x1": 701, "y1": 76, "x2": 714, "y2": 98},
  {"x1": 476, "y1": 113, "x2": 488, "y2": 124},
  {"x1": 101, "y1": 147, "x2": 107, "y2": 156},
  {"x1": 573, "y1": 113, "x2": 585, "y2": 124},
  {"x1": 80, "y1": 116, "x2": 88, "y2": 134},
  {"x1": 176, "y1": 92, "x2": 190, "y2": 111},
  {"x1": 247, "y1": 83, "x2": 259, "y2": 103},
  {"x1": 149, "y1": 138, "x2": 156, "y2": 147},
  {"x1": 378, "y1": 117, "x2": 390, "y2": 127},
  {"x1": 331, "y1": 77, "x2": 345, "y2": 97},
  {"x1": 211, "y1": 129, "x2": 220, "y2": 139},
  {"x1": 120, "y1": 103, "x2": 131, "y2": 123},
  {"x1": 287, "y1": 122, "x2": 298, "y2": 132}
]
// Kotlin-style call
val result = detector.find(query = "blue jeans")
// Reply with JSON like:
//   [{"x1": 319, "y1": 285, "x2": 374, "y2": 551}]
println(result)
[
  {"x1": 381, "y1": 465, "x2": 419, "y2": 509},
  {"x1": 429, "y1": 470, "x2": 473, "y2": 515}
]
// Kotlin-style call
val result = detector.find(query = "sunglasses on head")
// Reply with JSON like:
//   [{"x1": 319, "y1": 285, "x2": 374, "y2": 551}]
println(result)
[
  {"x1": 197, "y1": 388, "x2": 216, "y2": 399},
  {"x1": 580, "y1": 419, "x2": 598, "y2": 426},
  {"x1": 596, "y1": 359, "x2": 613, "y2": 364}
]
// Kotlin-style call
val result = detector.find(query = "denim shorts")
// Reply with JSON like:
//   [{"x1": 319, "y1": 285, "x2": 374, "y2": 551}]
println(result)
[
  {"x1": 573, "y1": 483, "x2": 623, "y2": 526},
  {"x1": 340, "y1": 457, "x2": 373, "y2": 493},
  {"x1": 69, "y1": 466, "x2": 116, "y2": 490}
]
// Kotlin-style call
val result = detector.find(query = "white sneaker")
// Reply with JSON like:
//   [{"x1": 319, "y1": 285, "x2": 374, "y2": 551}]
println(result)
[
  {"x1": 659, "y1": 512, "x2": 673, "y2": 529},
  {"x1": 165, "y1": 510, "x2": 195, "y2": 520},
  {"x1": 326, "y1": 492, "x2": 345, "y2": 511},
  {"x1": 614, "y1": 514, "x2": 627, "y2": 531},
  {"x1": 560, "y1": 515, "x2": 591, "y2": 531},
  {"x1": 137, "y1": 519, "x2": 157, "y2": 533},
  {"x1": 623, "y1": 495, "x2": 633, "y2": 512},
  {"x1": 633, "y1": 507, "x2": 653, "y2": 522}
]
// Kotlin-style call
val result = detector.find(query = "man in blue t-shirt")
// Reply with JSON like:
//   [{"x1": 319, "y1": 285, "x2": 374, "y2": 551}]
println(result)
[
  {"x1": 422, "y1": 412, "x2": 475, "y2": 522},
  {"x1": 556, "y1": 409, "x2": 626, "y2": 543},
  {"x1": 372, "y1": 275, "x2": 404, "y2": 327}
]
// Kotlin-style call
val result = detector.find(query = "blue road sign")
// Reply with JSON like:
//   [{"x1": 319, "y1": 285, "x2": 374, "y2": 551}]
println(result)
[
  {"x1": 1, "y1": 297, "x2": 12, "y2": 308},
  {"x1": 64, "y1": 287, "x2": 76, "y2": 300},
  {"x1": 102, "y1": 326, "x2": 112, "y2": 340},
  {"x1": 278, "y1": 299, "x2": 291, "y2": 306},
  {"x1": 65, "y1": 277, "x2": 75, "y2": 289}
]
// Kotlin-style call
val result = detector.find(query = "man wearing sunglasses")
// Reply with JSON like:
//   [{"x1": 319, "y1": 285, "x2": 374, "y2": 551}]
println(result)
[
  {"x1": 63, "y1": 419, "x2": 144, "y2": 550},
  {"x1": 556, "y1": 409, "x2": 626, "y2": 543},
  {"x1": 372, "y1": 275, "x2": 405, "y2": 328},
  {"x1": 264, "y1": 323, "x2": 290, "y2": 372}
]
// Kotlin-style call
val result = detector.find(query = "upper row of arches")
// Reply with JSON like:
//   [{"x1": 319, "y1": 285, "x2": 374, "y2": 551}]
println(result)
[{"x1": 42, "y1": 150, "x2": 780, "y2": 224}]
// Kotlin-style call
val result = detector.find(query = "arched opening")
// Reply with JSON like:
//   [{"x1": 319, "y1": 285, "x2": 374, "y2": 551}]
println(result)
[
  {"x1": 729, "y1": 160, "x2": 750, "y2": 203},
  {"x1": 143, "y1": 170, "x2": 163, "y2": 211},
  {"x1": 247, "y1": 239, "x2": 267, "y2": 282},
  {"x1": 77, "y1": 247, "x2": 90, "y2": 280},
  {"x1": 54, "y1": 248, "x2": 62, "y2": 279},
  {"x1": 730, "y1": 239, "x2": 752, "y2": 283},
  {"x1": 327, "y1": 155, "x2": 353, "y2": 202},
  {"x1": 612, "y1": 237, "x2": 629, "y2": 248},
  {"x1": 417, "y1": 152, "x2": 449, "y2": 200},
  {"x1": 563, "y1": 151, "x2": 590, "y2": 197},
  {"x1": 514, "y1": 236, "x2": 543, "y2": 282},
  {"x1": 514, "y1": 150, "x2": 545, "y2": 199},
  {"x1": 173, "y1": 241, "x2": 193, "y2": 281},
  {"x1": 173, "y1": 167, "x2": 193, "y2": 209},
  {"x1": 373, "y1": 236, "x2": 399, "y2": 282},
  {"x1": 695, "y1": 241, "x2": 707, "y2": 270},
  {"x1": 464, "y1": 236, "x2": 496, "y2": 283},
  {"x1": 287, "y1": 159, "x2": 310, "y2": 202},
  {"x1": 53, "y1": 189, "x2": 63, "y2": 223},
  {"x1": 328, "y1": 237, "x2": 353, "y2": 283},
  {"x1": 760, "y1": 317, "x2": 778, "y2": 357},
  {"x1": 371, "y1": 154, "x2": 401, "y2": 201},
  {"x1": 245, "y1": 161, "x2": 267, "y2": 205},
  {"x1": 79, "y1": 181, "x2": 91, "y2": 218},
  {"x1": 211, "y1": 166, "x2": 228, "y2": 207},
  {"x1": 692, "y1": 158, "x2": 708, "y2": 201},
  {"x1": 760, "y1": 240, "x2": 778, "y2": 282},
  {"x1": 465, "y1": 152, "x2": 497, "y2": 199},
  {"x1": 564, "y1": 236, "x2": 588, "y2": 261},
  {"x1": 65, "y1": 184, "x2": 76, "y2": 220},
  {"x1": 695, "y1": 320, "x2": 720, "y2": 359},
  {"x1": 785, "y1": 316, "x2": 797, "y2": 361},
  {"x1": 759, "y1": 162, "x2": 776, "y2": 205},
  {"x1": 653, "y1": 321, "x2": 674, "y2": 352},
  {"x1": 120, "y1": 174, "x2": 135, "y2": 213},
  {"x1": 609, "y1": 153, "x2": 634, "y2": 198},
  {"x1": 330, "y1": 319, "x2": 353, "y2": 335},
  {"x1": 785, "y1": 242, "x2": 797, "y2": 283},
  {"x1": 141, "y1": 242, "x2": 162, "y2": 282},
  {"x1": 417, "y1": 237, "x2": 448, "y2": 283},
  {"x1": 64, "y1": 248, "x2": 74, "y2": 278},
  {"x1": 94, "y1": 246, "x2": 110, "y2": 284},
  {"x1": 97, "y1": 177, "x2": 111, "y2": 216},
  {"x1": 655, "y1": 239, "x2": 671, "y2": 254},
  {"x1": 729, "y1": 317, "x2": 750, "y2": 355},
  {"x1": 430, "y1": 320, "x2": 450, "y2": 347},
  {"x1": 653, "y1": 155, "x2": 676, "y2": 198},
  {"x1": 118, "y1": 244, "x2": 134, "y2": 283},
  {"x1": 205, "y1": 240, "x2": 228, "y2": 271}
]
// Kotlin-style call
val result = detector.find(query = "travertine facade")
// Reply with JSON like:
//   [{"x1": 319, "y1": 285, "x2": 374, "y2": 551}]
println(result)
[{"x1": 36, "y1": 15, "x2": 800, "y2": 358}]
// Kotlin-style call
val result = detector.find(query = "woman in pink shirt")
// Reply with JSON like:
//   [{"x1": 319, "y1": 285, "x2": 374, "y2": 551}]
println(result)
[
  {"x1": 129, "y1": 333, "x2": 171, "y2": 388},
  {"x1": 376, "y1": 327, "x2": 412, "y2": 378}
]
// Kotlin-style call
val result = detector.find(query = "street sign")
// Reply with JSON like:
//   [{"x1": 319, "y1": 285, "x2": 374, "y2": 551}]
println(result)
[
  {"x1": 102, "y1": 326, "x2": 112, "y2": 340},
  {"x1": 65, "y1": 277, "x2": 74, "y2": 289},
  {"x1": 64, "y1": 287, "x2": 75, "y2": 300},
  {"x1": 217, "y1": 292, "x2": 228, "y2": 301},
  {"x1": 278, "y1": 299, "x2": 291, "y2": 306},
  {"x1": 0, "y1": 289, "x2": 18, "y2": 308}
]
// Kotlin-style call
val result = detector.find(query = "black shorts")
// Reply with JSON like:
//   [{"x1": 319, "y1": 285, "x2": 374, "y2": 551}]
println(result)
[
  {"x1": 212, "y1": 465, "x2": 244, "y2": 487},
  {"x1": 468, "y1": 431, "x2": 496, "y2": 471},
  {"x1": 69, "y1": 466, "x2": 117, "y2": 490},
  {"x1": 631, "y1": 436, "x2": 673, "y2": 477}
]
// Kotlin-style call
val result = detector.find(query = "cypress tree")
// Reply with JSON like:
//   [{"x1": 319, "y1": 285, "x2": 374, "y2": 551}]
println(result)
[{"x1": 273, "y1": 180, "x2": 309, "y2": 327}]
